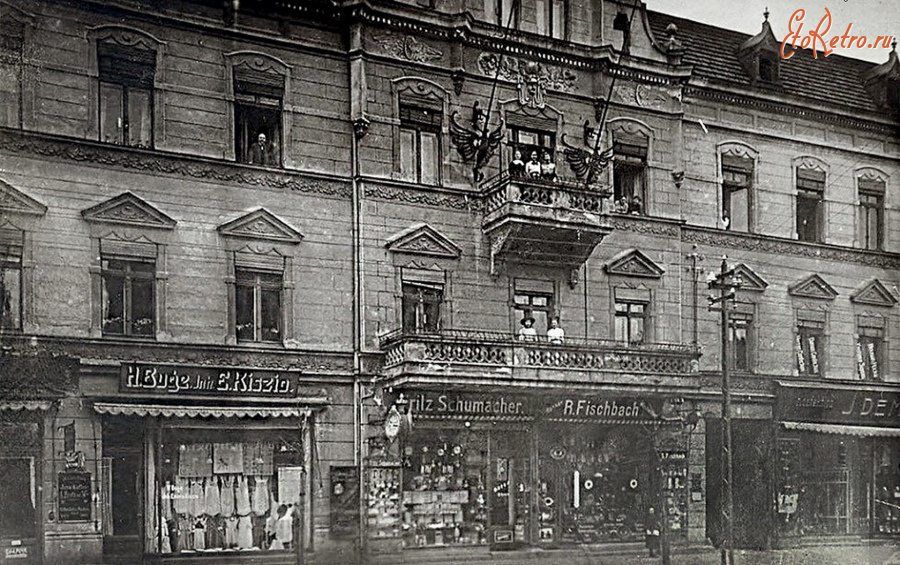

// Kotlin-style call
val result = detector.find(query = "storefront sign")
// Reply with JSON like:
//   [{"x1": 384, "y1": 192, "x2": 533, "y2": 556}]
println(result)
[
  {"x1": 3, "y1": 546, "x2": 28, "y2": 560},
  {"x1": 407, "y1": 392, "x2": 529, "y2": 416},
  {"x1": 57, "y1": 471, "x2": 91, "y2": 522},
  {"x1": 777, "y1": 384, "x2": 900, "y2": 426},
  {"x1": 543, "y1": 397, "x2": 657, "y2": 420},
  {"x1": 121, "y1": 364, "x2": 300, "y2": 398}
]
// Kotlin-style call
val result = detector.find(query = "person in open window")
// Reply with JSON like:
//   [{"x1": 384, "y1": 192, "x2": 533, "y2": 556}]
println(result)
[
  {"x1": 525, "y1": 150, "x2": 542, "y2": 179},
  {"x1": 540, "y1": 151, "x2": 557, "y2": 182},
  {"x1": 547, "y1": 317, "x2": 565, "y2": 344},
  {"x1": 613, "y1": 197, "x2": 629, "y2": 214},
  {"x1": 518, "y1": 315, "x2": 537, "y2": 341},
  {"x1": 720, "y1": 212, "x2": 731, "y2": 230},
  {"x1": 630, "y1": 195, "x2": 643, "y2": 215},
  {"x1": 509, "y1": 149, "x2": 526, "y2": 178},
  {"x1": 248, "y1": 132, "x2": 275, "y2": 167}
]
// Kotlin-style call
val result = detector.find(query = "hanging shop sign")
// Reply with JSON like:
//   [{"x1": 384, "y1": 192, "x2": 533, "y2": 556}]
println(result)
[
  {"x1": 57, "y1": 470, "x2": 92, "y2": 522},
  {"x1": 121, "y1": 364, "x2": 300, "y2": 398},
  {"x1": 776, "y1": 384, "x2": 900, "y2": 426}
]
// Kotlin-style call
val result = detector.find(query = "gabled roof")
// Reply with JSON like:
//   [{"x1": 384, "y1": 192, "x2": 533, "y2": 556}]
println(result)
[
  {"x1": 604, "y1": 249, "x2": 664, "y2": 279},
  {"x1": 788, "y1": 274, "x2": 838, "y2": 300},
  {"x1": 386, "y1": 223, "x2": 461, "y2": 259},
  {"x1": 81, "y1": 192, "x2": 175, "y2": 229},
  {"x1": 851, "y1": 279, "x2": 898, "y2": 307},
  {"x1": 646, "y1": 11, "x2": 883, "y2": 113},
  {"x1": 217, "y1": 208, "x2": 303, "y2": 244}
]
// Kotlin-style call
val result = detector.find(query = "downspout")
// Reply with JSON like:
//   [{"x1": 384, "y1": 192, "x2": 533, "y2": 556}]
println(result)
[{"x1": 348, "y1": 15, "x2": 368, "y2": 565}]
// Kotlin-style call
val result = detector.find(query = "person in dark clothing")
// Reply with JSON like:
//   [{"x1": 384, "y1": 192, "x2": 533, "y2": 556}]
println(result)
[
  {"x1": 645, "y1": 506, "x2": 661, "y2": 557},
  {"x1": 248, "y1": 132, "x2": 275, "y2": 166}
]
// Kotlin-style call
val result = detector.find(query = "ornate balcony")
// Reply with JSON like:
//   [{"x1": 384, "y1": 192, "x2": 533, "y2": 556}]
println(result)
[
  {"x1": 481, "y1": 174, "x2": 613, "y2": 276},
  {"x1": 379, "y1": 329, "x2": 701, "y2": 389}
]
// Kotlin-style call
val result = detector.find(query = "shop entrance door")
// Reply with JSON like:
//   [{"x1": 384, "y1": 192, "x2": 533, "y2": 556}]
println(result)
[{"x1": 489, "y1": 430, "x2": 531, "y2": 546}]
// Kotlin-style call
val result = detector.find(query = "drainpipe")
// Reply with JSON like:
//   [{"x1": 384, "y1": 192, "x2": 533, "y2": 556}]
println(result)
[{"x1": 348, "y1": 15, "x2": 368, "y2": 565}]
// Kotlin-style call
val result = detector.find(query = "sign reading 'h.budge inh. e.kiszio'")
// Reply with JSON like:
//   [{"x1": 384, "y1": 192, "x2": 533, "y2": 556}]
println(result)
[{"x1": 121, "y1": 364, "x2": 300, "y2": 398}]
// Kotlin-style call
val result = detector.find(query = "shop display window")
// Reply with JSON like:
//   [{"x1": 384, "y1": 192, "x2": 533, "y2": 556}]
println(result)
[
  {"x1": 400, "y1": 427, "x2": 488, "y2": 547},
  {"x1": 538, "y1": 425, "x2": 657, "y2": 544},
  {"x1": 153, "y1": 426, "x2": 303, "y2": 555},
  {"x1": 874, "y1": 442, "x2": 900, "y2": 535}
]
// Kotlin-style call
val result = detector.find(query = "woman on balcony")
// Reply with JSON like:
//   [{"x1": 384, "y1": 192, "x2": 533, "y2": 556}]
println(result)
[
  {"x1": 518, "y1": 315, "x2": 538, "y2": 341},
  {"x1": 509, "y1": 149, "x2": 526, "y2": 178},
  {"x1": 526, "y1": 150, "x2": 542, "y2": 179},
  {"x1": 540, "y1": 151, "x2": 557, "y2": 182}
]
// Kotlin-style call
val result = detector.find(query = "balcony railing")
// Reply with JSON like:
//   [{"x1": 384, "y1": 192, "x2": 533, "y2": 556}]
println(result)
[
  {"x1": 481, "y1": 172, "x2": 609, "y2": 217},
  {"x1": 379, "y1": 328, "x2": 700, "y2": 375}
]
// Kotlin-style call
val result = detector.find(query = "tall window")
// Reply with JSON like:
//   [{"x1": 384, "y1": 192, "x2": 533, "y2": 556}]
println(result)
[
  {"x1": 513, "y1": 291, "x2": 553, "y2": 336},
  {"x1": 615, "y1": 301, "x2": 646, "y2": 345},
  {"x1": 796, "y1": 321, "x2": 824, "y2": 377},
  {"x1": 796, "y1": 168, "x2": 825, "y2": 243},
  {"x1": 101, "y1": 257, "x2": 156, "y2": 337},
  {"x1": 613, "y1": 131, "x2": 648, "y2": 215},
  {"x1": 399, "y1": 104, "x2": 441, "y2": 186},
  {"x1": 235, "y1": 270, "x2": 282, "y2": 342},
  {"x1": 535, "y1": 0, "x2": 566, "y2": 39},
  {"x1": 98, "y1": 42, "x2": 155, "y2": 148},
  {"x1": 484, "y1": 0, "x2": 519, "y2": 27},
  {"x1": 508, "y1": 126, "x2": 555, "y2": 168},
  {"x1": 857, "y1": 325, "x2": 884, "y2": 381},
  {"x1": 729, "y1": 312, "x2": 753, "y2": 372},
  {"x1": 722, "y1": 155, "x2": 753, "y2": 232},
  {"x1": 0, "y1": 229, "x2": 22, "y2": 331},
  {"x1": 0, "y1": 20, "x2": 24, "y2": 128},
  {"x1": 858, "y1": 178, "x2": 884, "y2": 251},
  {"x1": 234, "y1": 69, "x2": 283, "y2": 167},
  {"x1": 402, "y1": 282, "x2": 443, "y2": 334}
]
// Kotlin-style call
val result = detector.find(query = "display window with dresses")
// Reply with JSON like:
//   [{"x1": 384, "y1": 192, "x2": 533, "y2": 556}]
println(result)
[{"x1": 101, "y1": 415, "x2": 309, "y2": 561}]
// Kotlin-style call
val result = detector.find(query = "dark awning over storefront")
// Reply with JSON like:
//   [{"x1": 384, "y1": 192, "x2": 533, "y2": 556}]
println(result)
[
  {"x1": 781, "y1": 421, "x2": 900, "y2": 437},
  {"x1": 93, "y1": 402, "x2": 311, "y2": 419}
]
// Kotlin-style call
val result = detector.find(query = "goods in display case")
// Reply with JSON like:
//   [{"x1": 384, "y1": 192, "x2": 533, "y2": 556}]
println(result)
[
  {"x1": 367, "y1": 464, "x2": 402, "y2": 539},
  {"x1": 400, "y1": 430, "x2": 487, "y2": 546}
]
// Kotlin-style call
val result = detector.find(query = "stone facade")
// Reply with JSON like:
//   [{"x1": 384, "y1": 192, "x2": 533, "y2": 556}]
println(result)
[{"x1": 0, "y1": 0, "x2": 897, "y2": 563}]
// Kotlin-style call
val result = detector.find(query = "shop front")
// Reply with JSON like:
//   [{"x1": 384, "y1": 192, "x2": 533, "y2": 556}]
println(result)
[
  {"x1": 775, "y1": 382, "x2": 900, "y2": 542},
  {"x1": 365, "y1": 390, "x2": 703, "y2": 553},
  {"x1": 91, "y1": 362, "x2": 326, "y2": 564}
]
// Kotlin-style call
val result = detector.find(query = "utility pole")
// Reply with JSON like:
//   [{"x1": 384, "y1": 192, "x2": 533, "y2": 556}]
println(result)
[{"x1": 708, "y1": 257, "x2": 741, "y2": 565}]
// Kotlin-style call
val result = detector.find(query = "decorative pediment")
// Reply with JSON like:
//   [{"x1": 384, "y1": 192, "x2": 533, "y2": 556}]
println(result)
[
  {"x1": 0, "y1": 178, "x2": 47, "y2": 216},
  {"x1": 386, "y1": 223, "x2": 460, "y2": 259},
  {"x1": 733, "y1": 263, "x2": 768, "y2": 292},
  {"x1": 851, "y1": 279, "x2": 897, "y2": 307},
  {"x1": 81, "y1": 192, "x2": 175, "y2": 229},
  {"x1": 217, "y1": 208, "x2": 303, "y2": 244},
  {"x1": 605, "y1": 249, "x2": 664, "y2": 279},
  {"x1": 788, "y1": 274, "x2": 837, "y2": 300}
]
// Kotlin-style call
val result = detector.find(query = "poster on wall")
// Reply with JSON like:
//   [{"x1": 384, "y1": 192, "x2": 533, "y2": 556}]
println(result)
[
  {"x1": 58, "y1": 471, "x2": 92, "y2": 522},
  {"x1": 277, "y1": 466, "x2": 304, "y2": 505}
]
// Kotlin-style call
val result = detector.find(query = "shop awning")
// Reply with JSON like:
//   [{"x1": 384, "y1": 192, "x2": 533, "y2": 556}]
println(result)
[
  {"x1": 92, "y1": 402, "x2": 310, "y2": 419},
  {"x1": 782, "y1": 421, "x2": 900, "y2": 437},
  {"x1": 0, "y1": 400, "x2": 53, "y2": 411}
]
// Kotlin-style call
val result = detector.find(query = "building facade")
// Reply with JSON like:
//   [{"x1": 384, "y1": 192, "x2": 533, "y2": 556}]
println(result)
[{"x1": 0, "y1": 0, "x2": 897, "y2": 563}]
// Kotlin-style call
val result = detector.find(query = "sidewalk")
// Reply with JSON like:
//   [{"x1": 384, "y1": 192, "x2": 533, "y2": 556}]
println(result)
[{"x1": 359, "y1": 542, "x2": 900, "y2": 565}]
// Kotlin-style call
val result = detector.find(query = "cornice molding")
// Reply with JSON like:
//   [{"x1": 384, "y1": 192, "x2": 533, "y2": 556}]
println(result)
[
  {"x1": 0, "y1": 128, "x2": 351, "y2": 199},
  {"x1": 684, "y1": 86, "x2": 899, "y2": 134},
  {"x1": 683, "y1": 227, "x2": 900, "y2": 270},
  {"x1": 607, "y1": 214, "x2": 681, "y2": 237},
  {"x1": 363, "y1": 181, "x2": 481, "y2": 211}
]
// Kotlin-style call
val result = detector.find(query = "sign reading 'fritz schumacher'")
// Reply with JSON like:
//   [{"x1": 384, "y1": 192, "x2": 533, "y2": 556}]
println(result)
[{"x1": 121, "y1": 364, "x2": 300, "y2": 398}]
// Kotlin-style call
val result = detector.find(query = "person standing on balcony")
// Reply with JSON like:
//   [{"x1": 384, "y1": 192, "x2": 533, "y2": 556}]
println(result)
[
  {"x1": 248, "y1": 132, "x2": 274, "y2": 166},
  {"x1": 526, "y1": 150, "x2": 542, "y2": 179},
  {"x1": 547, "y1": 317, "x2": 565, "y2": 344},
  {"x1": 509, "y1": 149, "x2": 526, "y2": 178},
  {"x1": 518, "y1": 315, "x2": 537, "y2": 341},
  {"x1": 540, "y1": 151, "x2": 557, "y2": 182}
]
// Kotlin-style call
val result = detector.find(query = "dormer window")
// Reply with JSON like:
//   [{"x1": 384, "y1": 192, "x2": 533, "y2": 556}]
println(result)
[
  {"x1": 736, "y1": 11, "x2": 781, "y2": 86},
  {"x1": 758, "y1": 54, "x2": 778, "y2": 83}
]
